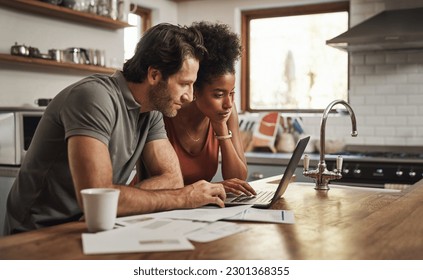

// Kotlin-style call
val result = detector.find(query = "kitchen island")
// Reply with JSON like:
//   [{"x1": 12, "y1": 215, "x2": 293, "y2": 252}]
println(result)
[{"x1": 0, "y1": 179, "x2": 422, "y2": 260}]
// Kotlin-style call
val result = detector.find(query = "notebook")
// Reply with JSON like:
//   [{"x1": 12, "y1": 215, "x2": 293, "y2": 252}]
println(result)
[{"x1": 225, "y1": 136, "x2": 310, "y2": 208}]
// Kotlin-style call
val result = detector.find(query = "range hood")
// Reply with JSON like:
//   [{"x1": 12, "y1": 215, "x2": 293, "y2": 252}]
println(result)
[{"x1": 327, "y1": 7, "x2": 423, "y2": 52}]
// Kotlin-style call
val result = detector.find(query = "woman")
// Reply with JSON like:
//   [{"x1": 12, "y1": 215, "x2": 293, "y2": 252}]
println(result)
[{"x1": 164, "y1": 21, "x2": 255, "y2": 196}]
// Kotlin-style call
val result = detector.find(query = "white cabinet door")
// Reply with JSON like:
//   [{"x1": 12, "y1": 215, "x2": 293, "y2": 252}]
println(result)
[
  {"x1": 212, "y1": 163, "x2": 314, "y2": 183},
  {"x1": 0, "y1": 176, "x2": 15, "y2": 236}
]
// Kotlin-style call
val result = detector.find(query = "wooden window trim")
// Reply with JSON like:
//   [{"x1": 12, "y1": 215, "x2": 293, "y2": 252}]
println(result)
[{"x1": 130, "y1": 4, "x2": 152, "y2": 32}]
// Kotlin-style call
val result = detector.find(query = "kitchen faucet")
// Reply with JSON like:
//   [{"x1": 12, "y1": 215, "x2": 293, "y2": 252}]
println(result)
[{"x1": 303, "y1": 100, "x2": 358, "y2": 190}]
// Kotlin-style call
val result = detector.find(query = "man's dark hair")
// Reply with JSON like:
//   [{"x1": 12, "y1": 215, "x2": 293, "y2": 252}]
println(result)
[
  {"x1": 191, "y1": 21, "x2": 242, "y2": 90},
  {"x1": 123, "y1": 23, "x2": 207, "y2": 83}
]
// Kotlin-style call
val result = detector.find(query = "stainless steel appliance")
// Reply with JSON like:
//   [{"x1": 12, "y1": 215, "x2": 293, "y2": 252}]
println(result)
[
  {"x1": 327, "y1": 7, "x2": 423, "y2": 52},
  {"x1": 325, "y1": 145, "x2": 423, "y2": 188},
  {"x1": 0, "y1": 108, "x2": 44, "y2": 166},
  {"x1": 0, "y1": 108, "x2": 44, "y2": 235}
]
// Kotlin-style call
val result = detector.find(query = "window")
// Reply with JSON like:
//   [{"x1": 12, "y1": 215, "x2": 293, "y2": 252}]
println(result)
[
  {"x1": 124, "y1": 5, "x2": 152, "y2": 61},
  {"x1": 241, "y1": 2, "x2": 349, "y2": 112}
]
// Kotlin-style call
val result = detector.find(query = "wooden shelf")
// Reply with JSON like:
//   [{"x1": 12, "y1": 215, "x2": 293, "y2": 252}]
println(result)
[
  {"x1": 0, "y1": 0, "x2": 132, "y2": 30},
  {"x1": 0, "y1": 53, "x2": 117, "y2": 75}
]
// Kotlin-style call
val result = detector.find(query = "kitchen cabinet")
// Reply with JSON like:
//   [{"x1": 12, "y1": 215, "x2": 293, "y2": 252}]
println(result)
[
  {"x1": 243, "y1": 151, "x2": 314, "y2": 182},
  {"x1": 0, "y1": 167, "x2": 18, "y2": 237},
  {"x1": 212, "y1": 151, "x2": 316, "y2": 183},
  {"x1": 212, "y1": 162, "x2": 313, "y2": 183},
  {"x1": 247, "y1": 163, "x2": 313, "y2": 182}
]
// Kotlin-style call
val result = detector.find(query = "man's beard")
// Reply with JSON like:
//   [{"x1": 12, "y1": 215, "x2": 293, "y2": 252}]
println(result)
[{"x1": 149, "y1": 80, "x2": 178, "y2": 117}]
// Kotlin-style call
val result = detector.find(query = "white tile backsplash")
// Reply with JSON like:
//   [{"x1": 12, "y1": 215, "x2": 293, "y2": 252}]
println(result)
[
  {"x1": 303, "y1": 0, "x2": 423, "y2": 147},
  {"x1": 302, "y1": 48, "x2": 423, "y2": 146},
  {"x1": 377, "y1": 85, "x2": 398, "y2": 96},
  {"x1": 408, "y1": 116, "x2": 423, "y2": 125},
  {"x1": 385, "y1": 53, "x2": 408, "y2": 63},
  {"x1": 365, "y1": 53, "x2": 385, "y2": 64},
  {"x1": 366, "y1": 75, "x2": 387, "y2": 85},
  {"x1": 386, "y1": 116, "x2": 407, "y2": 125},
  {"x1": 397, "y1": 105, "x2": 418, "y2": 115}
]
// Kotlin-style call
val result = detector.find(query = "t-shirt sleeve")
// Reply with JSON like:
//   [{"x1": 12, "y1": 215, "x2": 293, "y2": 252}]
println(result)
[
  {"x1": 146, "y1": 111, "x2": 168, "y2": 143},
  {"x1": 61, "y1": 82, "x2": 115, "y2": 146}
]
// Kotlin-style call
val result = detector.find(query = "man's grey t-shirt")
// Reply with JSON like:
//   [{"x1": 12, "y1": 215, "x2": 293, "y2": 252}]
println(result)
[{"x1": 5, "y1": 71, "x2": 167, "y2": 234}]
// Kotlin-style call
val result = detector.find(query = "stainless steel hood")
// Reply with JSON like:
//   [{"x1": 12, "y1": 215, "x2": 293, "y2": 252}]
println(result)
[{"x1": 327, "y1": 7, "x2": 423, "y2": 52}]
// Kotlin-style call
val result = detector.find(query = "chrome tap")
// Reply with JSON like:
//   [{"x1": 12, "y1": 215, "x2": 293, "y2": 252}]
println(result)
[{"x1": 303, "y1": 100, "x2": 358, "y2": 190}]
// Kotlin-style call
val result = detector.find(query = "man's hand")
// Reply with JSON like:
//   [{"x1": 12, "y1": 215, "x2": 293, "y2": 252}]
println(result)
[{"x1": 184, "y1": 180, "x2": 226, "y2": 208}]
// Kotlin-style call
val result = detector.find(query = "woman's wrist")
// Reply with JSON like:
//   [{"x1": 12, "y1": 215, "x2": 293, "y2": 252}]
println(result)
[
  {"x1": 215, "y1": 130, "x2": 232, "y2": 140},
  {"x1": 211, "y1": 121, "x2": 230, "y2": 137}
]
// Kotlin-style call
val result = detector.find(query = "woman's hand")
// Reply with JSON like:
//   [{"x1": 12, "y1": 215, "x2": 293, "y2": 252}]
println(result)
[
  {"x1": 210, "y1": 107, "x2": 234, "y2": 136},
  {"x1": 219, "y1": 178, "x2": 257, "y2": 196}
]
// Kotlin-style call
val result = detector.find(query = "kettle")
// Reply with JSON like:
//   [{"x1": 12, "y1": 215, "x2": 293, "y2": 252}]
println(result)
[{"x1": 10, "y1": 42, "x2": 29, "y2": 56}]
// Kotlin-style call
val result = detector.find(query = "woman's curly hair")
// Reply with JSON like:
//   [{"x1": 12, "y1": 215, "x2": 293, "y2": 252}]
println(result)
[{"x1": 192, "y1": 21, "x2": 242, "y2": 91}]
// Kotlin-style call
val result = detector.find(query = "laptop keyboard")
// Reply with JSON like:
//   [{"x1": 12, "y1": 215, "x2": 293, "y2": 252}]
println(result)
[{"x1": 231, "y1": 190, "x2": 274, "y2": 204}]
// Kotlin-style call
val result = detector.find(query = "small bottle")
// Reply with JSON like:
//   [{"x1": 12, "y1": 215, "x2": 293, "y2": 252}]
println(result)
[{"x1": 108, "y1": 0, "x2": 118, "y2": 20}]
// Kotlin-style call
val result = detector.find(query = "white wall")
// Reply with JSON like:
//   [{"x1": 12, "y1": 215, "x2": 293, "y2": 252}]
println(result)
[
  {"x1": 135, "y1": 0, "x2": 178, "y2": 24},
  {"x1": 0, "y1": 0, "x2": 176, "y2": 108}
]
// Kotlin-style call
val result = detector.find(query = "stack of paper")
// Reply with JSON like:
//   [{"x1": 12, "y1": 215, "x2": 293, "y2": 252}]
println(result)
[
  {"x1": 82, "y1": 205, "x2": 295, "y2": 255},
  {"x1": 82, "y1": 221, "x2": 194, "y2": 255}
]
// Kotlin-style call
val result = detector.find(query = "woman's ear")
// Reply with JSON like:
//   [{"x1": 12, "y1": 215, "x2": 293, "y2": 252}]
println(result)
[{"x1": 147, "y1": 67, "x2": 162, "y2": 85}]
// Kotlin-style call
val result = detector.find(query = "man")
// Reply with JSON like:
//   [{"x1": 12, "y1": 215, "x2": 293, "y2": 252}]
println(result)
[{"x1": 4, "y1": 23, "x2": 226, "y2": 235}]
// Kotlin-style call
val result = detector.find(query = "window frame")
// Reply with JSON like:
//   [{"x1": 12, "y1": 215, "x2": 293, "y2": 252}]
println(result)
[
  {"x1": 240, "y1": 1, "x2": 350, "y2": 113},
  {"x1": 130, "y1": 4, "x2": 152, "y2": 33},
  {"x1": 124, "y1": 4, "x2": 151, "y2": 61}
]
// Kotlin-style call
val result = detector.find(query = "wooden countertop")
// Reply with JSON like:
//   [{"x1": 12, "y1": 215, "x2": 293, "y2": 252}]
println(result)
[{"x1": 1, "y1": 181, "x2": 422, "y2": 260}]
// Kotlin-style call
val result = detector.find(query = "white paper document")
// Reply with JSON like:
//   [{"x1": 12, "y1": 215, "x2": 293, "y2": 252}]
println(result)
[
  {"x1": 82, "y1": 219, "x2": 196, "y2": 255},
  {"x1": 83, "y1": 205, "x2": 293, "y2": 254},
  {"x1": 116, "y1": 217, "x2": 207, "y2": 234},
  {"x1": 117, "y1": 204, "x2": 253, "y2": 223},
  {"x1": 185, "y1": 221, "x2": 249, "y2": 243},
  {"x1": 225, "y1": 208, "x2": 295, "y2": 224},
  {"x1": 117, "y1": 216, "x2": 249, "y2": 241}
]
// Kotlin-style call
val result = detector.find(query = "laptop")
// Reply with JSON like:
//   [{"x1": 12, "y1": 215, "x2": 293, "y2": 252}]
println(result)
[{"x1": 225, "y1": 136, "x2": 310, "y2": 208}]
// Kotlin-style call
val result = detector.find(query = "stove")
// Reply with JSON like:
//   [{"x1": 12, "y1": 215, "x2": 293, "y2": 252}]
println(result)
[{"x1": 324, "y1": 145, "x2": 423, "y2": 188}]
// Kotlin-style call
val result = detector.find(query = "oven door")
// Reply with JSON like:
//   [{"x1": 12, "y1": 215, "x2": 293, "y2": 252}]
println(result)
[{"x1": 326, "y1": 159, "x2": 423, "y2": 188}]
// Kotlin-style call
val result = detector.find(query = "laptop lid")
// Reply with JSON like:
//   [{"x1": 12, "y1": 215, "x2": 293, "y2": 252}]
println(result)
[{"x1": 225, "y1": 136, "x2": 310, "y2": 208}]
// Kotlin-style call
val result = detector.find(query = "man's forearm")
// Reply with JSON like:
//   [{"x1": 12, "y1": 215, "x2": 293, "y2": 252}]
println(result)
[
  {"x1": 115, "y1": 184, "x2": 187, "y2": 216},
  {"x1": 136, "y1": 171, "x2": 184, "y2": 190}
]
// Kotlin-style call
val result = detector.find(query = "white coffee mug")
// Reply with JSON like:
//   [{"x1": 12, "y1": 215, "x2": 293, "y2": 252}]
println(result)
[{"x1": 80, "y1": 188, "x2": 120, "y2": 233}]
